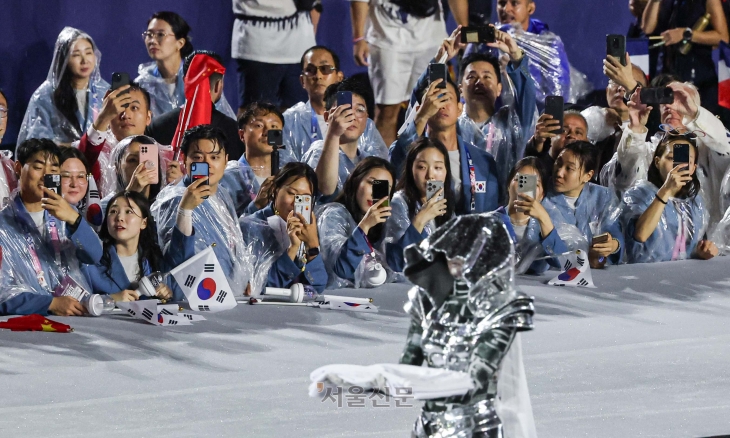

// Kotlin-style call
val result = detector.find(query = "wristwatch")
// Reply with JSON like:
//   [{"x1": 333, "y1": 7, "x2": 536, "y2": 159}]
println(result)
[
  {"x1": 307, "y1": 247, "x2": 320, "y2": 258},
  {"x1": 683, "y1": 27, "x2": 693, "y2": 44}
]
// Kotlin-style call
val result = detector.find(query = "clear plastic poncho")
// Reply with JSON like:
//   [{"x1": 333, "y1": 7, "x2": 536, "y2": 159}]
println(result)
[
  {"x1": 238, "y1": 216, "x2": 285, "y2": 295},
  {"x1": 100, "y1": 135, "x2": 173, "y2": 201},
  {"x1": 302, "y1": 134, "x2": 389, "y2": 200},
  {"x1": 219, "y1": 160, "x2": 258, "y2": 217},
  {"x1": 135, "y1": 61, "x2": 237, "y2": 119},
  {"x1": 581, "y1": 106, "x2": 622, "y2": 144},
  {"x1": 0, "y1": 150, "x2": 17, "y2": 207},
  {"x1": 151, "y1": 182, "x2": 252, "y2": 295},
  {"x1": 315, "y1": 202, "x2": 394, "y2": 290},
  {"x1": 0, "y1": 193, "x2": 94, "y2": 307},
  {"x1": 457, "y1": 69, "x2": 538, "y2": 199},
  {"x1": 17, "y1": 27, "x2": 110, "y2": 145},
  {"x1": 383, "y1": 191, "x2": 435, "y2": 279},
  {"x1": 283, "y1": 101, "x2": 388, "y2": 162},
  {"x1": 622, "y1": 180, "x2": 707, "y2": 263},
  {"x1": 464, "y1": 24, "x2": 592, "y2": 106}
]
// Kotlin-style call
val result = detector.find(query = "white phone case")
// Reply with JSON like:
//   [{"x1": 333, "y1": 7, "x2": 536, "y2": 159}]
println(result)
[{"x1": 294, "y1": 195, "x2": 312, "y2": 224}]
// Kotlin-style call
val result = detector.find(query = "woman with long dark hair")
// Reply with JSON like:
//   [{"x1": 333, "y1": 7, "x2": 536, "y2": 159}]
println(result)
[
  {"x1": 384, "y1": 137, "x2": 455, "y2": 273},
  {"x1": 82, "y1": 191, "x2": 193, "y2": 301},
  {"x1": 135, "y1": 11, "x2": 236, "y2": 118},
  {"x1": 18, "y1": 27, "x2": 109, "y2": 145},
  {"x1": 317, "y1": 157, "x2": 396, "y2": 289},
  {"x1": 240, "y1": 162, "x2": 327, "y2": 294},
  {"x1": 623, "y1": 132, "x2": 717, "y2": 262}
]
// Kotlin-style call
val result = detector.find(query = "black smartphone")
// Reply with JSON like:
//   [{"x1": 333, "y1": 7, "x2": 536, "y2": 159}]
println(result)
[
  {"x1": 336, "y1": 91, "x2": 353, "y2": 107},
  {"x1": 673, "y1": 143, "x2": 690, "y2": 166},
  {"x1": 544, "y1": 95, "x2": 564, "y2": 134},
  {"x1": 428, "y1": 63, "x2": 448, "y2": 89},
  {"x1": 640, "y1": 87, "x2": 675, "y2": 105},
  {"x1": 189, "y1": 162, "x2": 209, "y2": 199},
  {"x1": 371, "y1": 179, "x2": 390, "y2": 207},
  {"x1": 111, "y1": 72, "x2": 130, "y2": 93},
  {"x1": 267, "y1": 129, "x2": 283, "y2": 147},
  {"x1": 606, "y1": 34, "x2": 627, "y2": 66},
  {"x1": 44, "y1": 174, "x2": 61, "y2": 195},
  {"x1": 460, "y1": 26, "x2": 496, "y2": 44}
]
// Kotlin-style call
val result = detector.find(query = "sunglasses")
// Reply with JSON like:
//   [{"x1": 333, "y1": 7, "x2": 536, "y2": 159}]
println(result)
[{"x1": 302, "y1": 65, "x2": 337, "y2": 76}]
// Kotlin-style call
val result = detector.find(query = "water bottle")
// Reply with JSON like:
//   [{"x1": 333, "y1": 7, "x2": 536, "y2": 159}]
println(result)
[
  {"x1": 359, "y1": 254, "x2": 387, "y2": 287},
  {"x1": 136, "y1": 272, "x2": 164, "y2": 298},
  {"x1": 81, "y1": 294, "x2": 116, "y2": 317}
]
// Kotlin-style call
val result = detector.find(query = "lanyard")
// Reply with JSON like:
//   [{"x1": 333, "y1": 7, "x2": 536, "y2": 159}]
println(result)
[
  {"x1": 45, "y1": 211, "x2": 63, "y2": 267},
  {"x1": 463, "y1": 146, "x2": 476, "y2": 212},
  {"x1": 25, "y1": 234, "x2": 50, "y2": 291},
  {"x1": 310, "y1": 110, "x2": 321, "y2": 143},
  {"x1": 358, "y1": 227, "x2": 376, "y2": 258}
]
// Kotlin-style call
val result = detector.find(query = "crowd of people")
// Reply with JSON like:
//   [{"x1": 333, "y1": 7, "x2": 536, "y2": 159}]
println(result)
[{"x1": 1, "y1": 0, "x2": 730, "y2": 317}]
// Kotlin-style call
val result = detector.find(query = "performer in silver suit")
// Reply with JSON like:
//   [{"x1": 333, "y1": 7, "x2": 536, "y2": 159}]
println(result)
[{"x1": 400, "y1": 212, "x2": 535, "y2": 438}]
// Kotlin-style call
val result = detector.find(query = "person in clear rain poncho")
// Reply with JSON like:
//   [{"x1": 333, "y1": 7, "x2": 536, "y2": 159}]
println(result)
[
  {"x1": 398, "y1": 24, "x2": 537, "y2": 198},
  {"x1": 303, "y1": 78, "x2": 389, "y2": 203},
  {"x1": 316, "y1": 157, "x2": 397, "y2": 290},
  {"x1": 136, "y1": 11, "x2": 236, "y2": 119},
  {"x1": 0, "y1": 139, "x2": 103, "y2": 316},
  {"x1": 151, "y1": 125, "x2": 252, "y2": 298},
  {"x1": 17, "y1": 27, "x2": 110, "y2": 146},
  {"x1": 623, "y1": 133, "x2": 717, "y2": 263},
  {"x1": 384, "y1": 137, "x2": 456, "y2": 274},
  {"x1": 240, "y1": 163, "x2": 327, "y2": 295}
]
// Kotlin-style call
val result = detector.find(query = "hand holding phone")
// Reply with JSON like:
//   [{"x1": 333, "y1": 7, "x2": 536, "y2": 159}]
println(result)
[
  {"x1": 294, "y1": 195, "x2": 312, "y2": 224},
  {"x1": 544, "y1": 96, "x2": 564, "y2": 134},
  {"x1": 139, "y1": 143, "x2": 159, "y2": 185},
  {"x1": 188, "y1": 162, "x2": 209, "y2": 199},
  {"x1": 428, "y1": 63, "x2": 448, "y2": 89},
  {"x1": 371, "y1": 180, "x2": 390, "y2": 207},
  {"x1": 336, "y1": 91, "x2": 353, "y2": 108},
  {"x1": 673, "y1": 143, "x2": 690, "y2": 167}
]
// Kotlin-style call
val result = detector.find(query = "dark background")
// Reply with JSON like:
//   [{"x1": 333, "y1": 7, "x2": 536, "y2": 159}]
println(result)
[{"x1": 0, "y1": 0, "x2": 634, "y2": 147}]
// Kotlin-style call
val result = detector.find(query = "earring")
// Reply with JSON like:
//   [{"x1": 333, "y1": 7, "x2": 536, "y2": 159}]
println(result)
[{"x1": 274, "y1": 208, "x2": 279, "y2": 215}]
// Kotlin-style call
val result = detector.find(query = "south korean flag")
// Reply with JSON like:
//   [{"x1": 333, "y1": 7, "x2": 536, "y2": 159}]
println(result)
[
  {"x1": 169, "y1": 247, "x2": 238, "y2": 312},
  {"x1": 548, "y1": 249, "x2": 596, "y2": 288}
]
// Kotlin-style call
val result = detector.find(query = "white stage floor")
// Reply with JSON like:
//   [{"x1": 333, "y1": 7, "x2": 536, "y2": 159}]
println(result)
[{"x1": 0, "y1": 257, "x2": 729, "y2": 437}]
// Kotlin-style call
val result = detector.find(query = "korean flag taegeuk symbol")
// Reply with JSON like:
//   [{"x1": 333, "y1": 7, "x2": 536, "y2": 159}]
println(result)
[{"x1": 169, "y1": 247, "x2": 237, "y2": 312}]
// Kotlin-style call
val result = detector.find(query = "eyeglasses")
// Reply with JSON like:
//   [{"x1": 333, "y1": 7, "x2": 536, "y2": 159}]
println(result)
[
  {"x1": 353, "y1": 105, "x2": 368, "y2": 119},
  {"x1": 0, "y1": 106, "x2": 7, "y2": 120},
  {"x1": 302, "y1": 65, "x2": 337, "y2": 76},
  {"x1": 659, "y1": 124, "x2": 706, "y2": 139},
  {"x1": 142, "y1": 31, "x2": 175, "y2": 42}
]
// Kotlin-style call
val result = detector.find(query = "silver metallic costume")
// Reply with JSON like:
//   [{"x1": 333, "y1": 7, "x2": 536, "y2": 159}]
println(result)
[{"x1": 400, "y1": 213, "x2": 534, "y2": 438}]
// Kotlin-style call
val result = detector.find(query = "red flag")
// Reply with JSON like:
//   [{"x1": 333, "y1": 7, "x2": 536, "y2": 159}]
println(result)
[
  {"x1": 171, "y1": 54, "x2": 226, "y2": 151},
  {"x1": 0, "y1": 314, "x2": 73, "y2": 333}
]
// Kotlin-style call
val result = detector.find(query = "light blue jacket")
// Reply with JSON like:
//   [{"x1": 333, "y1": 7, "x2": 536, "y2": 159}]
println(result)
[
  {"x1": 283, "y1": 100, "x2": 388, "y2": 162},
  {"x1": 0, "y1": 195, "x2": 103, "y2": 315},
  {"x1": 545, "y1": 183, "x2": 625, "y2": 264},
  {"x1": 622, "y1": 181, "x2": 707, "y2": 264}
]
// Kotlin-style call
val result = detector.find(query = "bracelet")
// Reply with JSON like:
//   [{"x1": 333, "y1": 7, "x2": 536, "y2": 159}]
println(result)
[
  {"x1": 353, "y1": 36, "x2": 365, "y2": 43},
  {"x1": 178, "y1": 208, "x2": 193, "y2": 217},
  {"x1": 655, "y1": 194, "x2": 667, "y2": 204},
  {"x1": 611, "y1": 237, "x2": 621, "y2": 255}
]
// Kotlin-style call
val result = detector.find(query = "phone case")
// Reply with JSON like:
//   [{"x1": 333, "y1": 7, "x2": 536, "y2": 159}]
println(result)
[
  {"x1": 517, "y1": 174, "x2": 537, "y2": 199},
  {"x1": 44, "y1": 174, "x2": 61, "y2": 195},
  {"x1": 606, "y1": 35, "x2": 626, "y2": 66},
  {"x1": 428, "y1": 64, "x2": 447, "y2": 89},
  {"x1": 544, "y1": 96, "x2": 564, "y2": 134},
  {"x1": 673, "y1": 144, "x2": 690, "y2": 164},
  {"x1": 294, "y1": 195, "x2": 312, "y2": 224},
  {"x1": 139, "y1": 144, "x2": 159, "y2": 185},
  {"x1": 592, "y1": 233, "x2": 610, "y2": 245},
  {"x1": 426, "y1": 180, "x2": 444, "y2": 202},
  {"x1": 336, "y1": 91, "x2": 352, "y2": 107}
]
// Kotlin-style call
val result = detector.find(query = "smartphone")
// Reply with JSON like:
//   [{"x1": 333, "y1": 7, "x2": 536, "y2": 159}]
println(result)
[
  {"x1": 591, "y1": 232, "x2": 610, "y2": 245},
  {"x1": 640, "y1": 87, "x2": 674, "y2": 105},
  {"x1": 111, "y1": 72, "x2": 130, "y2": 93},
  {"x1": 544, "y1": 95, "x2": 564, "y2": 134},
  {"x1": 139, "y1": 143, "x2": 159, "y2": 185},
  {"x1": 428, "y1": 63, "x2": 448, "y2": 89},
  {"x1": 371, "y1": 179, "x2": 390, "y2": 207},
  {"x1": 517, "y1": 173, "x2": 537, "y2": 200},
  {"x1": 426, "y1": 180, "x2": 444, "y2": 202},
  {"x1": 294, "y1": 195, "x2": 312, "y2": 224},
  {"x1": 336, "y1": 91, "x2": 353, "y2": 108},
  {"x1": 460, "y1": 26, "x2": 496, "y2": 44},
  {"x1": 673, "y1": 143, "x2": 690, "y2": 166},
  {"x1": 606, "y1": 34, "x2": 627, "y2": 66},
  {"x1": 189, "y1": 162, "x2": 209, "y2": 199},
  {"x1": 267, "y1": 129, "x2": 283, "y2": 147},
  {"x1": 44, "y1": 174, "x2": 61, "y2": 195}
]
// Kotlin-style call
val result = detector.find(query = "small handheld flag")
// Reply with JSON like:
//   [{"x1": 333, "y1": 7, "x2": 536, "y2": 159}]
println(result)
[
  {"x1": 548, "y1": 249, "x2": 596, "y2": 288},
  {"x1": 169, "y1": 247, "x2": 237, "y2": 312}
]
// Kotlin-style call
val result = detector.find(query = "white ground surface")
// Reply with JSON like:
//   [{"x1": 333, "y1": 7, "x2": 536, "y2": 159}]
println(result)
[{"x1": 0, "y1": 257, "x2": 729, "y2": 437}]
